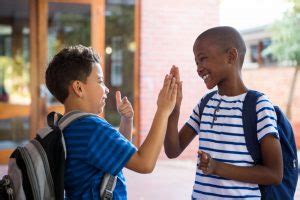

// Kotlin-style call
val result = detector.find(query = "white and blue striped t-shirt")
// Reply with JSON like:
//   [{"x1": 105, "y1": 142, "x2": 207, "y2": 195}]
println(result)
[
  {"x1": 187, "y1": 92, "x2": 279, "y2": 200},
  {"x1": 64, "y1": 115, "x2": 137, "y2": 200}
]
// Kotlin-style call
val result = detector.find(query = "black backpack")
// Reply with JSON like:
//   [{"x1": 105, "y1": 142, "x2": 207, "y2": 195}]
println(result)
[
  {"x1": 0, "y1": 111, "x2": 117, "y2": 200},
  {"x1": 199, "y1": 90, "x2": 298, "y2": 200}
]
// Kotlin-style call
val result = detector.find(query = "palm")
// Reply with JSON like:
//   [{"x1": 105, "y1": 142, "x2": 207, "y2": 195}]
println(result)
[{"x1": 170, "y1": 66, "x2": 182, "y2": 107}]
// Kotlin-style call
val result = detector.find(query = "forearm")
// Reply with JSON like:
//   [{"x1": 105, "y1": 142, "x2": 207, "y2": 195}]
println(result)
[
  {"x1": 119, "y1": 117, "x2": 133, "y2": 141},
  {"x1": 137, "y1": 109, "x2": 169, "y2": 171},
  {"x1": 214, "y1": 162, "x2": 282, "y2": 185},
  {"x1": 164, "y1": 107, "x2": 181, "y2": 158}
]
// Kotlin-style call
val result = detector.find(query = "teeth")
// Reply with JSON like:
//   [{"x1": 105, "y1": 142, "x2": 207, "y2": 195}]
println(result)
[{"x1": 203, "y1": 75, "x2": 209, "y2": 80}]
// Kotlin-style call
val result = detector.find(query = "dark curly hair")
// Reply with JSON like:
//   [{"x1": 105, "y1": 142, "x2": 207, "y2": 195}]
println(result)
[{"x1": 45, "y1": 45, "x2": 100, "y2": 103}]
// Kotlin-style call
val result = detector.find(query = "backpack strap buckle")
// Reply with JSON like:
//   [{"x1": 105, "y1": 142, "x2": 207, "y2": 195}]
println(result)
[{"x1": 102, "y1": 189, "x2": 113, "y2": 200}]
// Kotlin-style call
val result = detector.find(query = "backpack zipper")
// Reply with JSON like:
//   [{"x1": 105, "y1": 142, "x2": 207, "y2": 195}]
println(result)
[
  {"x1": 31, "y1": 139, "x2": 55, "y2": 198},
  {"x1": 18, "y1": 147, "x2": 41, "y2": 200}
]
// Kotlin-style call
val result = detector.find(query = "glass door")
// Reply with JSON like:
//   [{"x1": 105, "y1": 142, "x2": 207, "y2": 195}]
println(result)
[
  {"x1": 38, "y1": 0, "x2": 105, "y2": 122},
  {"x1": 0, "y1": 0, "x2": 31, "y2": 155}
]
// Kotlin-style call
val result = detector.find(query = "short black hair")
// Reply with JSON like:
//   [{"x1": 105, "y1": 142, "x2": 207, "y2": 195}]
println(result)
[
  {"x1": 45, "y1": 45, "x2": 100, "y2": 103},
  {"x1": 195, "y1": 26, "x2": 246, "y2": 67}
]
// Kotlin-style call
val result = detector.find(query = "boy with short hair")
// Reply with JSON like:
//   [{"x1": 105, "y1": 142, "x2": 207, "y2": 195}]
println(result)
[
  {"x1": 45, "y1": 45, "x2": 177, "y2": 199},
  {"x1": 164, "y1": 26, "x2": 283, "y2": 199}
]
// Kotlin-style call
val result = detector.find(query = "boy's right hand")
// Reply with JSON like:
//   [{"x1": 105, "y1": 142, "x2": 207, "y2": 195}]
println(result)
[
  {"x1": 157, "y1": 75, "x2": 177, "y2": 116},
  {"x1": 169, "y1": 65, "x2": 182, "y2": 108},
  {"x1": 198, "y1": 150, "x2": 217, "y2": 175}
]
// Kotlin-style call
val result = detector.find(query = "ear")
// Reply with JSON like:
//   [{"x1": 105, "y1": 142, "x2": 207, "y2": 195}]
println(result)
[
  {"x1": 226, "y1": 47, "x2": 238, "y2": 64},
  {"x1": 71, "y1": 80, "x2": 84, "y2": 98}
]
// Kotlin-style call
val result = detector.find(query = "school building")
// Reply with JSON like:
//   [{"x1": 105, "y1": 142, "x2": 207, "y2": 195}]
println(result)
[{"x1": 0, "y1": 0, "x2": 299, "y2": 162}]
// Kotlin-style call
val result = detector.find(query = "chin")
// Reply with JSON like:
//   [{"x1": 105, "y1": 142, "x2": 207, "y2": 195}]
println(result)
[{"x1": 206, "y1": 84, "x2": 215, "y2": 90}]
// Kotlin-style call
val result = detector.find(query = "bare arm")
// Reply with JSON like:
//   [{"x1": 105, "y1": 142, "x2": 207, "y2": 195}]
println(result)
[
  {"x1": 125, "y1": 75, "x2": 178, "y2": 173},
  {"x1": 164, "y1": 65, "x2": 197, "y2": 158},
  {"x1": 119, "y1": 117, "x2": 133, "y2": 141},
  {"x1": 199, "y1": 134, "x2": 283, "y2": 185},
  {"x1": 164, "y1": 111, "x2": 197, "y2": 158},
  {"x1": 116, "y1": 91, "x2": 133, "y2": 141}
]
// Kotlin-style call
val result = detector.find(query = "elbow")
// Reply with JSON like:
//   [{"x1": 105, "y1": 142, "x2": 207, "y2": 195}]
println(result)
[
  {"x1": 269, "y1": 170, "x2": 283, "y2": 185},
  {"x1": 164, "y1": 149, "x2": 179, "y2": 159},
  {"x1": 165, "y1": 153, "x2": 178, "y2": 159},
  {"x1": 139, "y1": 163, "x2": 155, "y2": 174},
  {"x1": 272, "y1": 173, "x2": 283, "y2": 185}
]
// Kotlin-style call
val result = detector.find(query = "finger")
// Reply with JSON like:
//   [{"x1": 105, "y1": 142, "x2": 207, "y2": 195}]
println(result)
[
  {"x1": 163, "y1": 74, "x2": 172, "y2": 92},
  {"x1": 173, "y1": 65, "x2": 180, "y2": 82},
  {"x1": 169, "y1": 65, "x2": 175, "y2": 76},
  {"x1": 123, "y1": 96, "x2": 128, "y2": 103},
  {"x1": 201, "y1": 153, "x2": 209, "y2": 163},
  {"x1": 168, "y1": 77, "x2": 176, "y2": 97},
  {"x1": 116, "y1": 91, "x2": 122, "y2": 107},
  {"x1": 119, "y1": 105, "x2": 132, "y2": 113},
  {"x1": 198, "y1": 150, "x2": 203, "y2": 156},
  {"x1": 198, "y1": 150, "x2": 209, "y2": 162},
  {"x1": 178, "y1": 81, "x2": 183, "y2": 92},
  {"x1": 171, "y1": 83, "x2": 178, "y2": 101}
]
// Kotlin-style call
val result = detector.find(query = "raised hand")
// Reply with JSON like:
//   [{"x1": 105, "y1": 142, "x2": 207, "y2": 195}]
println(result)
[
  {"x1": 157, "y1": 74, "x2": 178, "y2": 116},
  {"x1": 169, "y1": 65, "x2": 182, "y2": 108},
  {"x1": 116, "y1": 91, "x2": 134, "y2": 119},
  {"x1": 198, "y1": 150, "x2": 217, "y2": 175}
]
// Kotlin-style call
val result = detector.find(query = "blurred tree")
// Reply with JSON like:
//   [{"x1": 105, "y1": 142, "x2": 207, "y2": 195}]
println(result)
[
  {"x1": 0, "y1": 55, "x2": 30, "y2": 104},
  {"x1": 265, "y1": 0, "x2": 300, "y2": 119}
]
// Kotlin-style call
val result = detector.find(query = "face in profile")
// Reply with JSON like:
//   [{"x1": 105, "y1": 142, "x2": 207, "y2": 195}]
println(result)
[
  {"x1": 193, "y1": 38, "x2": 230, "y2": 90},
  {"x1": 82, "y1": 63, "x2": 109, "y2": 114}
]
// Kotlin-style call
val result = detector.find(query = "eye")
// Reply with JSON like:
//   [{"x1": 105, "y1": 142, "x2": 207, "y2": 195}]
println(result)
[
  {"x1": 200, "y1": 57, "x2": 207, "y2": 62},
  {"x1": 98, "y1": 80, "x2": 105, "y2": 85}
]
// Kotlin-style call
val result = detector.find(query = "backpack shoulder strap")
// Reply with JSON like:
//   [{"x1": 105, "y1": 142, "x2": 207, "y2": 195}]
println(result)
[
  {"x1": 243, "y1": 90, "x2": 264, "y2": 164},
  {"x1": 198, "y1": 90, "x2": 217, "y2": 119},
  {"x1": 58, "y1": 110, "x2": 96, "y2": 130}
]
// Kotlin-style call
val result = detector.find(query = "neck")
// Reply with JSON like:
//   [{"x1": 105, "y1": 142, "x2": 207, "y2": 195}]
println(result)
[
  {"x1": 64, "y1": 99, "x2": 88, "y2": 114},
  {"x1": 218, "y1": 73, "x2": 247, "y2": 96}
]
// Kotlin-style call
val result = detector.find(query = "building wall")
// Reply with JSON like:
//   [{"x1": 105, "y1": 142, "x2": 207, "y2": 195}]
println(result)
[
  {"x1": 243, "y1": 67, "x2": 300, "y2": 149},
  {"x1": 139, "y1": 0, "x2": 220, "y2": 159}
]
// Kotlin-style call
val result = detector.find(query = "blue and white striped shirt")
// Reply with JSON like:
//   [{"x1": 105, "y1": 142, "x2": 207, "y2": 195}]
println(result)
[
  {"x1": 187, "y1": 92, "x2": 279, "y2": 200},
  {"x1": 64, "y1": 115, "x2": 137, "y2": 200}
]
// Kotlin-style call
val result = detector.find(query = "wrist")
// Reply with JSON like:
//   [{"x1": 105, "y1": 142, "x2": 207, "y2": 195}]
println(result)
[
  {"x1": 212, "y1": 159, "x2": 220, "y2": 175},
  {"x1": 121, "y1": 116, "x2": 133, "y2": 122},
  {"x1": 156, "y1": 107, "x2": 171, "y2": 118}
]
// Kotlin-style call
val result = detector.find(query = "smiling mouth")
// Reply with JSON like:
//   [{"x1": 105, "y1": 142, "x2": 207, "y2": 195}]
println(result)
[{"x1": 203, "y1": 74, "x2": 209, "y2": 81}]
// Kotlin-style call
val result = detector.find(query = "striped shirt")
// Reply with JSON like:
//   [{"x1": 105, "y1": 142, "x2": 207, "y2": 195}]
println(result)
[
  {"x1": 63, "y1": 115, "x2": 137, "y2": 200},
  {"x1": 187, "y1": 92, "x2": 279, "y2": 200}
]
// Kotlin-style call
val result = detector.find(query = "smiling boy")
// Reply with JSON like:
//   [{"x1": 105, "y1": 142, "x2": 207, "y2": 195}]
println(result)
[
  {"x1": 164, "y1": 26, "x2": 283, "y2": 199},
  {"x1": 46, "y1": 45, "x2": 178, "y2": 199}
]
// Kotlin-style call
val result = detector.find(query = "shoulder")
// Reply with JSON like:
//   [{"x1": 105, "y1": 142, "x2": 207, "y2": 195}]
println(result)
[
  {"x1": 198, "y1": 91, "x2": 218, "y2": 105},
  {"x1": 65, "y1": 115, "x2": 116, "y2": 136},
  {"x1": 72, "y1": 115, "x2": 112, "y2": 128},
  {"x1": 256, "y1": 94, "x2": 275, "y2": 112}
]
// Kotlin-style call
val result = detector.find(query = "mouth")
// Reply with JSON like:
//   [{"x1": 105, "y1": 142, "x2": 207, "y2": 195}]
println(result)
[
  {"x1": 101, "y1": 97, "x2": 107, "y2": 103},
  {"x1": 198, "y1": 70, "x2": 210, "y2": 82},
  {"x1": 202, "y1": 74, "x2": 210, "y2": 81}
]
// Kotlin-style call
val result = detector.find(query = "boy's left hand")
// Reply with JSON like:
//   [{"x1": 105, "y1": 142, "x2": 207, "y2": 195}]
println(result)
[
  {"x1": 116, "y1": 91, "x2": 134, "y2": 119},
  {"x1": 198, "y1": 150, "x2": 217, "y2": 175}
]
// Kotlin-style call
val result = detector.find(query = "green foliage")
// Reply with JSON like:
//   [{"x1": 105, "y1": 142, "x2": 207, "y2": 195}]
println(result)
[
  {"x1": 0, "y1": 55, "x2": 30, "y2": 103},
  {"x1": 48, "y1": 14, "x2": 91, "y2": 59},
  {"x1": 266, "y1": 0, "x2": 300, "y2": 66}
]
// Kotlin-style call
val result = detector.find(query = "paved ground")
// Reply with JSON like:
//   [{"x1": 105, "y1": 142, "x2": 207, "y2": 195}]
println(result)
[{"x1": 1, "y1": 159, "x2": 299, "y2": 199}]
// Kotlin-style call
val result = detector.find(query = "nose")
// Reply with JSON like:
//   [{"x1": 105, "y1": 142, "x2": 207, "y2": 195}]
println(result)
[
  {"x1": 197, "y1": 66, "x2": 204, "y2": 73},
  {"x1": 105, "y1": 86, "x2": 109, "y2": 94}
]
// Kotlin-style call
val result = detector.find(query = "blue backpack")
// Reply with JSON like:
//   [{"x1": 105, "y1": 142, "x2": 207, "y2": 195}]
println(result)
[{"x1": 199, "y1": 90, "x2": 298, "y2": 200}]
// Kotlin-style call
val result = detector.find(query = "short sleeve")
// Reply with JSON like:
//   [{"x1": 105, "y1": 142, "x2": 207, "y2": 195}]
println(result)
[
  {"x1": 256, "y1": 95, "x2": 279, "y2": 141},
  {"x1": 87, "y1": 117, "x2": 137, "y2": 175},
  {"x1": 186, "y1": 99, "x2": 202, "y2": 135}
]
